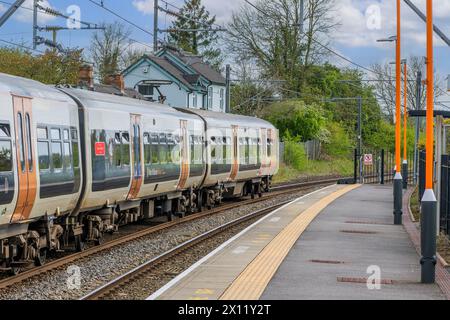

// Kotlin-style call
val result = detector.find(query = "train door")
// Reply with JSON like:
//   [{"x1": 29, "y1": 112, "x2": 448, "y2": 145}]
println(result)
[
  {"x1": 177, "y1": 120, "x2": 189, "y2": 190},
  {"x1": 230, "y1": 125, "x2": 239, "y2": 181},
  {"x1": 127, "y1": 114, "x2": 143, "y2": 200},
  {"x1": 11, "y1": 96, "x2": 37, "y2": 223},
  {"x1": 260, "y1": 129, "x2": 267, "y2": 173}
]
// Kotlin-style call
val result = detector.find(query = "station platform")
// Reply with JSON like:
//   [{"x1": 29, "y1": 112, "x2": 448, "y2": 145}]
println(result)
[{"x1": 148, "y1": 184, "x2": 450, "y2": 301}]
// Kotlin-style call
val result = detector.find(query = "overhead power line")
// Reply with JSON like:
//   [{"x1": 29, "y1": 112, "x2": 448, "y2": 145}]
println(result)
[
  {"x1": 243, "y1": 0, "x2": 386, "y2": 78},
  {"x1": 88, "y1": 0, "x2": 154, "y2": 37}
]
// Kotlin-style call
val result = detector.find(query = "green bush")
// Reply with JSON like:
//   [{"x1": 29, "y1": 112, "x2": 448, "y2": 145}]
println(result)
[
  {"x1": 262, "y1": 100, "x2": 325, "y2": 142},
  {"x1": 322, "y1": 122, "x2": 352, "y2": 158},
  {"x1": 284, "y1": 138, "x2": 307, "y2": 171}
]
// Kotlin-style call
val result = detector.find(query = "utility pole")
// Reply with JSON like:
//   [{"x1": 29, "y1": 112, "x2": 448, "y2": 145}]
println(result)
[
  {"x1": 413, "y1": 71, "x2": 422, "y2": 184},
  {"x1": 358, "y1": 96, "x2": 363, "y2": 183},
  {"x1": 393, "y1": 0, "x2": 403, "y2": 226},
  {"x1": 154, "y1": 0, "x2": 159, "y2": 52},
  {"x1": 33, "y1": 0, "x2": 38, "y2": 49},
  {"x1": 0, "y1": 0, "x2": 26, "y2": 29},
  {"x1": 299, "y1": 0, "x2": 304, "y2": 34},
  {"x1": 403, "y1": 60, "x2": 408, "y2": 189},
  {"x1": 421, "y1": 0, "x2": 437, "y2": 285},
  {"x1": 225, "y1": 64, "x2": 231, "y2": 113}
]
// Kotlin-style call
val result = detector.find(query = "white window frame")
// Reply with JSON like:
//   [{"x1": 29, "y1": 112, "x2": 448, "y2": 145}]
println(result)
[
  {"x1": 219, "y1": 88, "x2": 225, "y2": 110},
  {"x1": 193, "y1": 93, "x2": 197, "y2": 108},
  {"x1": 208, "y1": 87, "x2": 213, "y2": 109}
]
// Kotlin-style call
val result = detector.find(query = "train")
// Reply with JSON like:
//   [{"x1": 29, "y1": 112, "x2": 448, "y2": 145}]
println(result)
[{"x1": 0, "y1": 72, "x2": 279, "y2": 274}]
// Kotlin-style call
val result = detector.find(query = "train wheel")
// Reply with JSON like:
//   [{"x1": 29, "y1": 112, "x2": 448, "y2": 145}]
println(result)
[
  {"x1": 34, "y1": 249, "x2": 47, "y2": 267},
  {"x1": 75, "y1": 235, "x2": 85, "y2": 252},
  {"x1": 251, "y1": 184, "x2": 256, "y2": 199},
  {"x1": 10, "y1": 266, "x2": 22, "y2": 276}
]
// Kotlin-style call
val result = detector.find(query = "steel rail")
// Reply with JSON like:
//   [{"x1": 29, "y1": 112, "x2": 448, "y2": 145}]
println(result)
[
  {"x1": 0, "y1": 178, "x2": 340, "y2": 291},
  {"x1": 81, "y1": 201, "x2": 289, "y2": 300}
]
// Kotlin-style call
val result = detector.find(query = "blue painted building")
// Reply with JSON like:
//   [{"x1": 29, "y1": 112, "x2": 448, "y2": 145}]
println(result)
[{"x1": 122, "y1": 47, "x2": 227, "y2": 113}]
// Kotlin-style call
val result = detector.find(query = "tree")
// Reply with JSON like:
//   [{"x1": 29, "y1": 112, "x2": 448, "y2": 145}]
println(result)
[
  {"x1": 168, "y1": 0, "x2": 222, "y2": 69},
  {"x1": 90, "y1": 23, "x2": 131, "y2": 83},
  {"x1": 0, "y1": 46, "x2": 83, "y2": 85},
  {"x1": 226, "y1": 0, "x2": 336, "y2": 92},
  {"x1": 371, "y1": 56, "x2": 442, "y2": 123}
]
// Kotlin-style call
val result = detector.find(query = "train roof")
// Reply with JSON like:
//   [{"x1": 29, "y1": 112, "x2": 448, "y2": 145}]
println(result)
[
  {"x1": 59, "y1": 87, "x2": 200, "y2": 121},
  {"x1": 175, "y1": 108, "x2": 276, "y2": 129},
  {"x1": 0, "y1": 72, "x2": 74, "y2": 103}
]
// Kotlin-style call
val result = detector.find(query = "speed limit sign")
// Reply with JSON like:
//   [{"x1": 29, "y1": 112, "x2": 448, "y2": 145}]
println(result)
[{"x1": 364, "y1": 154, "x2": 373, "y2": 166}]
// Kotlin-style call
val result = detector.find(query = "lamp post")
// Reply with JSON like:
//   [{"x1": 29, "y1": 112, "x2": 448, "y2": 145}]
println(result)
[
  {"x1": 421, "y1": 0, "x2": 437, "y2": 284},
  {"x1": 402, "y1": 59, "x2": 409, "y2": 190},
  {"x1": 377, "y1": 1, "x2": 403, "y2": 225}
]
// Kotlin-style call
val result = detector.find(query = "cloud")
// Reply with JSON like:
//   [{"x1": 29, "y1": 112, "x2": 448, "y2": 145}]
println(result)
[
  {"x1": 133, "y1": 0, "x2": 244, "y2": 24},
  {"x1": 132, "y1": 0, "x2": 153, "y2": 15},
  {"x1": 14, "y1": 0, "x2": 56, "y2": 24},
  {"x1": 333, "y1": 0, "x2": 450, "y2": 48}
]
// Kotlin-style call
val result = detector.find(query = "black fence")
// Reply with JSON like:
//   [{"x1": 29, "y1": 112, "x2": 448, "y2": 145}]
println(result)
[
  {"x1": 440, "y1": 155, "x2": 450, "y2": 236},
  {"x1": 418, "y1": 150, "x2": 450, "y2": 237},
  {"x1": 356, "y1": 149, "x2": 414, "y2": 185}
]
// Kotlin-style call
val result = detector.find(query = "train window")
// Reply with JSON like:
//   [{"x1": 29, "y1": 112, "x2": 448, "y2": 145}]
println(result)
[
  {"x1": 37, "y1": 127, "x2": 47, "y2": 139},
  {"x1": 245, "y1": 137, "x2": 250, "y2": 165},
  {"x1": 121, "y1": 133, "x2": 130, "y2": 166},
  {"x1": 122, "y1": 132, "x2": 130, "y2": 144},
  {"x1": 63, "y1": 142, "x2": 71, "y2": 169},
  {"x1": 71, "y1": 129, "x2": 78, "y2": 140},
  {"x1": 267, "y1": 138, "x2": 272, "y2": 157},
  {"x1": 63, "y1": 129, "x2": 70, "y2": 141},
  {"x1": 17, "y1": 114, "x2": 25, "y2": 172},
  {"x1": 150, "y1": 133, "x2": 158, "y2": 144},
  {"x1": 0, "y1": 140, "x2": 12, "y2": 172},
  {"x1": 159, "y1": 133, "x2": 167, "y2": 144},
  {"x1": 25, "y1": 114, "x2": 33, "y2": 172},
  {"x1": 51, "y1": 142, "x2": 63, "y2": 169},
  {"x1": 72, "y1": 141, "x2": 80, "y2": 168},
  {"x1": 115, "y1": 132, "x2": 121, "y2": 144},
  {"x1": 51, "y1": 128, "x2": 61, "y2": 140},
  {"x1": 37, "y1": 141, "x2": 50, "y2": 170},
  {"x1": 144, "y1": 133, "x2": 151, "y2": 164},
  {"x1": 0, "y1": 123, "x2": 10, "y2": 138}
]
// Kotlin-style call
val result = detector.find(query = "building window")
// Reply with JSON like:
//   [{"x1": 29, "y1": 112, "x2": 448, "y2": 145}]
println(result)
[
  {"x1": 220, "y1": 88, "x2": 225, "y2": 110},
  {"x1": 208, "y1": 87, "x2": 213, "y2": 109},
  {"x1": 193, "y1": 93, "x2": 197, "y2": 108},
  {"x1": 138, "y1": 85, "x2": 154, "y2": 96}
]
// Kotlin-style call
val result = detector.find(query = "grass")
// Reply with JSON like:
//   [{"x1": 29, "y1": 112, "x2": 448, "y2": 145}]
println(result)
[{"x1": 273, "y1": 158, "x2": 354, "y2": 184}]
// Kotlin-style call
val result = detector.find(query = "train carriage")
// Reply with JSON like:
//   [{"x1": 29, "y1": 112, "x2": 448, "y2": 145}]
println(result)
[{"x1": 0, "y1": 72, "x2": 279, "y2": 274}]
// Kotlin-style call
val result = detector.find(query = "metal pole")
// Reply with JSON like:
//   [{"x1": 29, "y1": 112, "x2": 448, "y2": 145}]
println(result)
[
  {"x1": 358, "y1": 97, "x2": 363, "y2": 183},
  {"x1": 0, "y1": 0, "x2": 26, "y2": 29},
  {"x1": 225, "y1": 64, "x2": 231, "y2": 113},
  {"x1": 33, "y1": 0, "x2": 38, "y2": 49},
  {"x1": 414, "y1": 71, "x2": 422, "y2": 184},
  {"x1": 403, "y1": 0, "x2": 450, "y2": 47},
  {"x1": 421, "y1": 0, "x2": 437, "y2": 284},
  {"x1": 299, "y1": 0, "x2": 304, "y2": 34},
  {"x1": 381, "y1": 149, "x2": 385, "y2": 185},
  {"x1": 153, "y1": 0, "x2": 159, "y2": 52},
  {"x1": 403, "y1": 61, "x2": 409, "y2": 189},
  {"x1": 394, "y1": 0, "x2": 403, "y2": 225}
]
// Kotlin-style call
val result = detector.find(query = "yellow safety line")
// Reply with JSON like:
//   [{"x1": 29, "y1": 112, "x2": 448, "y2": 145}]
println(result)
[{"x1": 219, "y1": 184, "x2": 361, "y2": 300}]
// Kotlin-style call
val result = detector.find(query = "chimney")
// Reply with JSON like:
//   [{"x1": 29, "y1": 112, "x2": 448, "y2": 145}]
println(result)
[
  {"x1": 105, "y1": 74, "x2": 125, "y2": 95},
  {"x1": 78, "y1": 64, "x2": 94, "y2": 89}
]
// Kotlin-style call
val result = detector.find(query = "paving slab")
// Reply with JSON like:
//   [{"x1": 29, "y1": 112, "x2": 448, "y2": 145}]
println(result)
[{"x1": 261, "y1": 185, "x2": 446, "y2": 300}]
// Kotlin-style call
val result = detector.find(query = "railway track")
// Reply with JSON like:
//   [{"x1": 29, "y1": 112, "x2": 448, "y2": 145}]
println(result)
[
  {"x1": 0, "y1": 177, "x2": 341, "y2": 293},
  {"x1": 81, "y1": 201, "x2": 289, "y2": 300}
]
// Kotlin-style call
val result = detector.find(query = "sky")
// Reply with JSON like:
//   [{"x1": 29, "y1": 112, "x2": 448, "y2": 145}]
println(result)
[{"x1": 0, "y1": 0, "x2": 449, "y2": 94}]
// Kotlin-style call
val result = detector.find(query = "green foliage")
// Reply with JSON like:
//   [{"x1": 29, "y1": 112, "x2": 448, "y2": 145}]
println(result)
[
  {"x1": 168, "y1": 0, "x2": 222, "y2": 69},
  {"x1": 0, "y1": 47, "x2": 83, "y2": 85},
  {"x1": 322, "y1": 122, "x2": 352, "y2": 158},
  {"x1": 283, "y1": 137, "x2": 307, "y2": 171},
  {"x1": 262, "y1": 100, "x2": 325, "y2": 142}
]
